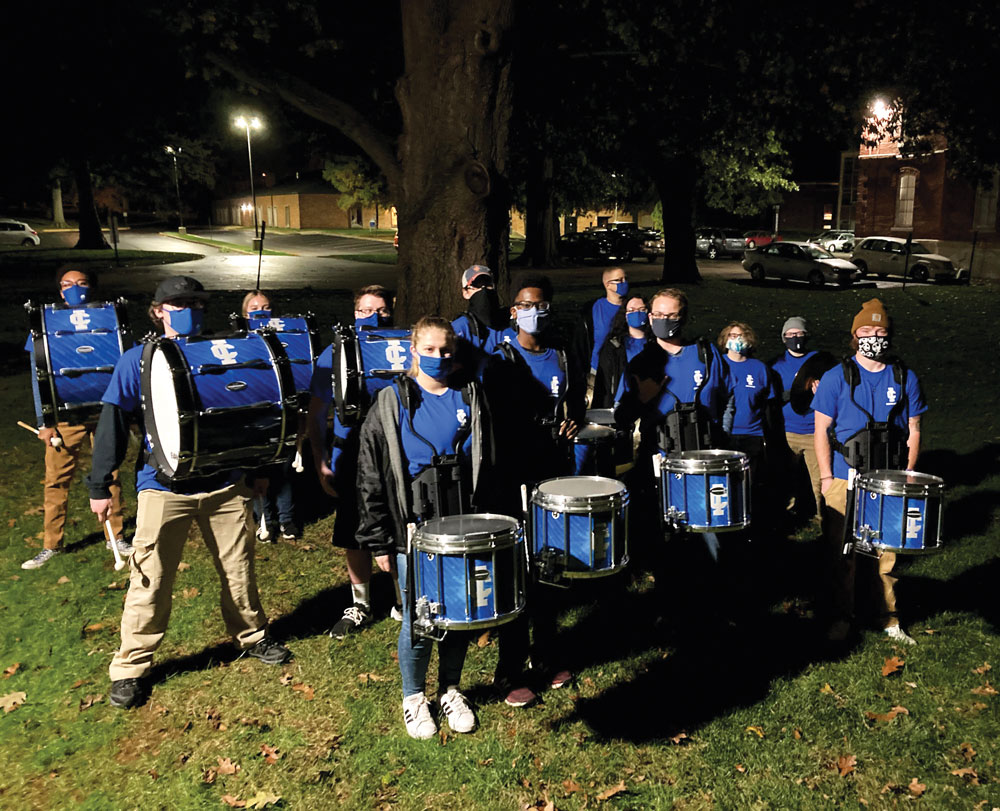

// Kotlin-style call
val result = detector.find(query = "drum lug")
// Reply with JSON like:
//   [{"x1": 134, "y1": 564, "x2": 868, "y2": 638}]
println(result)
[
  {"x1": 535, "y1": 548, "x2": 570, "y2": 589},
  {"x1": 852, "y1": 523, "x2": 881, "y2": 558},
  {"x1": 413, "y1": 597, "x2": 447, "y2": 641},
  {"x1": 663, "y1": 506, "x2": 687, "y2": 530}
]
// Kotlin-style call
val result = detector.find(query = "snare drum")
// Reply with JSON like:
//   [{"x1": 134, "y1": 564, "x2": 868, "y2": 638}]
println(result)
[
  {"x1": 411, "y1": 514, "x2": 526, "y2": 634},
  {"x1": 656, "y1": 450, "x2": 750, "y2": 532},
  {"x1": 853, "y1": 469, "x2": 945, "y2": 554},
  {"x1": 572, "y1": 424, "x2": 617, "y2": 478},
  {"x1": 530, "y1": 476, "x2": 629, "y2": 580},
  {"x1": 235, "y1": 314, "x2": 320, "y2": 410},
  {"x1": 141, "y1": 332, "x2": 298, "y2": 479},
  {"x1": 26, "y1": 300, "x2": 133, "y2": 426},
  {"x1": 332, "y1": 325, "x2": 413, "y2": 424}
]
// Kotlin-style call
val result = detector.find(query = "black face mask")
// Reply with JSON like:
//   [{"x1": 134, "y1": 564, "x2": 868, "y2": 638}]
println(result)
[
  {"x1": 467, "y1": 287, "x2": 502, "y2": 328},
  {"x1": 651, "y1": 317, "x2": 683, "y2": 340},
  {"x1": 784, "y1": 335, "x2": 807, "y2": 354}
]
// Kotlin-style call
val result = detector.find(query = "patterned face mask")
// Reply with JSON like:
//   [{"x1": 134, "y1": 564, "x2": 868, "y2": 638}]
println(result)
[
  {"x1": 726, "y1": 338, "x2": 747, "y2": 354},
  {"x1": 857, "y1": 335, "x2": 890, "y2": 359}
]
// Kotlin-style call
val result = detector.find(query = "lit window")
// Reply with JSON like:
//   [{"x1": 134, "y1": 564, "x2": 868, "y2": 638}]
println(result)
[{"x1": 894, "y1": 169, "x2": 917, "y2": 228}]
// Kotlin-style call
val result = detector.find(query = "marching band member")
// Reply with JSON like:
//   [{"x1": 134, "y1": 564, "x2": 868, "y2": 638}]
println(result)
[
  {"x1": 307, "y1": 285, "x2": 403, "y2": 639},
  {"x1": 87, "y1": 276, "x2": 291, "y2": 710},
  {"x1": 571, "y1": 267, "x2": 628, "y2": 405},
  {"x1": 356, "y1": 316, "x2": 495, "y2": 739},
  {"x1": 21, "y1": 267, "x2": 126, "y2": 570},
  {"x1": 592, "y1": 294, "x2": 651, "y2": 410},
  {"x1": 813, "y1": 299, "x2": 926, "y2": 645},
  {"x1": 452, "y1": 264, "x2": 504, "y2": 353},
  {"x1": 241, "y1": 290, "x2": 301, "y2": 542}
]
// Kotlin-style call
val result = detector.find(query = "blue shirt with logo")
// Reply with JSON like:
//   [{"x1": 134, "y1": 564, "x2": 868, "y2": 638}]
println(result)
[
  {"x1": 645, "y1": 342, "x2": 729, "y2": 420},
  {"x1": 812, "y1": 358, "x2": 927, "y2": 480},
  {"x1": 496, "y1": 328, "x2": 566, "y2": 419},
  {"x1": 310, "y1": 343, "x2": 360, "y2": 482},
  {"x1": 590, "y1": 298, "x2": 621, "y2": 370},
  {"x1": 399, "y1": 385, "x2": 473, "y2": 478},
  {"x1": 452, "y1": 314, "x2": 502, "y2": 354},
  {"x1": 612, "y1": 335, "x2": 649, "y2": 405},
  {"x1": 724, "y1": 357, "x2": 775, "y2": 437},
  {"x1": 770, "y1": 350, "x2": 818, "y2": 434}
]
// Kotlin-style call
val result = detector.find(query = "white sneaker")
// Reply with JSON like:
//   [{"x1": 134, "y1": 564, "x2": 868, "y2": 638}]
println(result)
[
  {"x1": 105, "y1": 539, "x2": 133, "y2": 556},
  {"x1": 21, "y1": 548, "x2": 62, "y2": 569},
  {"x1": 884, "y1": 624, "x2": 917, "y2": 645},
  {"x1": 402, "y1": 692, "x2": 437, "y2": 739},
  {"x1": 390, "y1": 604, "x2": 403, "y2": 622},
  {"x1": 438, "y1": 686, "x2": 476, "y2": 734}
]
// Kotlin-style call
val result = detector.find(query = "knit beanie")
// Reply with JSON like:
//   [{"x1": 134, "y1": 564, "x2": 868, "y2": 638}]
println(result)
[
  {"x1": 780, "y1": 316, "x2": 807, "y2": 337},
  {"x1": 851, "y1": 299, "x2": 889, "y2": 334}
]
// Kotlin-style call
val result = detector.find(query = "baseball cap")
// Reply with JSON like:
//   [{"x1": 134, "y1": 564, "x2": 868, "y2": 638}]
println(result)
[
  {"x1": 462, "y1": 264, "x2": 493, "y2": 288},
  {"x1": 154, "y1": 276, "x2": 210, "y2": 303}
]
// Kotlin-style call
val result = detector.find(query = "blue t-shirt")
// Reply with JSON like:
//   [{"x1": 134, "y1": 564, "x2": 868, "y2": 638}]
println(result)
[
  {"x1": 812, "y1": 358, "x2": 927, "y2": 480},
  {"x1": 452, "y1": 313, "x2": 502, "y2": 354},
  {"x1": 725, "y1": 357, "x2": 775, "y2": 437},
  {"x1": 770, "y1": 350, "x2": 818, "y2": 434},
  {"x1": 311, "y1": 344, "x2": 334, "y2": 403},
  {"x1": 645, "y1": 342, "x2": 729, "y2": 420},
  {"x1": 399, "y1": 385, "x2": 473, "y2": 478},
  {"x1": 612, "y1": 335, "x2": 649, "y2": 405},
  {"x1": 590, "y1": 298, "x2": 621, "y2": 370},
  {"x1": 496, "y1": 329, "x2": 567, "y2": 417},
  {"x1": 309, "y1": 343, "x2": 361, "y2": 481}
]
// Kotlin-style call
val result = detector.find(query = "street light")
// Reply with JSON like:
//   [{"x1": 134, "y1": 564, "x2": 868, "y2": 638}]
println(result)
[
  {"x1": 164, "y1": 145, "x2": 184, "y2": 230},
  {"x1": 234, "y1": 115, "x2": 263, "y2": 239}
]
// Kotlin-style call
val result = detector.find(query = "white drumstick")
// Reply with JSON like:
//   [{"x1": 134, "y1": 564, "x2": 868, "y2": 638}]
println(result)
[
  {"x1": 17, "y1": 421, "x2": 63, "y2": 448},
  {"x1": 258, "y1": 498, "x2": 270, "y2": 541},
  {"x1": 292, "y1": 434, "x2": 306, "y2": 473},
  {"x1": 104, "y1": 520, "x2": 127, "y2": 571}
]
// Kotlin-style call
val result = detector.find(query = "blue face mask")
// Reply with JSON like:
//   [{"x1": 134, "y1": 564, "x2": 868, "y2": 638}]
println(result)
[
  {"x1": 726, "y1": 338, "x2": 747, "y2": 354},
  {"x1": 626, "y1": 311, "x2": 648, "y2": 329},
  {"x1": 356, "y1": 312, "x2": 392, "y2": 330},
  {"x1": 613, "y1": 280, "x2": 629, "y2": 297},
  {"x1": 247, "y1": 309, "x2": 271, "y2": 319},
  {"x1": 515, "y1": 307, "x2": 549, "y2": 335},
  {"x1": 167, "y1": 307, "x2": 204, "y2": 336},
  {"x1": 418, "y1": 353, "x2": 452, "y2": 381},
  {"x1": 62, "y1": 285, "x2": 90, "y2": 306}
]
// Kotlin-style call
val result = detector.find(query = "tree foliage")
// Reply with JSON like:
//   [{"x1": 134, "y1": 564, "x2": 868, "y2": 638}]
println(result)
[{"x1": 321, "y1": 156, "x2": 388, "y2": 211}]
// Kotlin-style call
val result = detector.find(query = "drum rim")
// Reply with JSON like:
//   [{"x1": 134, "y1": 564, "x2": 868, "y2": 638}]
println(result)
[
  {"x1": 423, "y1": 604, "x2": 526, "y2": 631},
  {"x1": 412, "y1": 512, "x2": 521, "y2": 553},
  {"x1": 661, "y1": 449, "x2": 749, "y2": 474},
  {"x1": 574, "y1": 423, "x2": 617, "y2": 442},
  {"x1": 533, "y1": 475, "x2": 627, "y2": 512},
  {"x1": 856, "y1": 469, "x2": 945, "y2": 496}
]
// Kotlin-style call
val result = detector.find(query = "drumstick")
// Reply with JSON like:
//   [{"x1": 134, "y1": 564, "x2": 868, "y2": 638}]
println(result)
[
  {"x1": 292, "y1": 434, "x2": 306, "y2": 473},
  {"x1": 17, "y1": 421, "x2": 64, "y2": 448},
  {"x1": 104, "y1": 520, "x2": 127, "y2": 571},
  {"x1": 257, "y1": 497, "x2": 270, "y2": 541}
]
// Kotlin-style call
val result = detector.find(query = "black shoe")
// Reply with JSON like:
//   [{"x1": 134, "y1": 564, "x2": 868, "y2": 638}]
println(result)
[
  {"x1": 328, "y1": 604, "x2": 373, "y2": 639},
  {"x1": 110, "y1": 677, "x2": 150, "y2": 709},
  {"x1": 243, "y1": 635, "x2": 293, "y2": 665},
  {"x1": 280, "y1": 522, "x2": 302, "y2": 540}
]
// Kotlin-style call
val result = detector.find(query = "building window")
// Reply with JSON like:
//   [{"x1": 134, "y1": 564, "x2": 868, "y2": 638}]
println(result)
[
  {"x1": 284, "y1": 206, "x2": 291, "y2": 227},
  {"x1": 894, "y1": 168, "x2": 917, "y2": 228},
  {"x1": 973, "y1": 170, "x2": 999, "y2": 231}
]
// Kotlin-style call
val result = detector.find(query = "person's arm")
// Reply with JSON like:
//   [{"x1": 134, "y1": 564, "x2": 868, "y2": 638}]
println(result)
[
  {"x1": 307, "y1": 394, "x2": 338, "y2": 497},
  {"x1": 813, "y1": 411, "x2": 835, "y2": 494},
  {"x1": 355, "y1": 406, "x2": 396, "y2": 559},
  {"x1": 87, "y1": 403, "x2": 132, "y2": 521},
  {"x1": 906, "y1": 415, "x2": 921, "y2": 470}
]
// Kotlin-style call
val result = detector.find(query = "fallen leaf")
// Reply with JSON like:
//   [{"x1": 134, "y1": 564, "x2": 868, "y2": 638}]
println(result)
[
  {"x1": 951, "y1": 767, "x2": 979, "y2": 785},
  {"x1": 563, "y1": 779, "x2": 581, "y2": 794},
  {"x1": 477, "y1": 631, "x2": 491, "y2": 648},
  {"x1": 865, "y1": 705, "x2": 909, "y2": 723},
  {"x1": 793, "y1": 728, "x2": 802, "y2": 739},
  {"x1": 106, "y1": 581, "x2": 127, "y2": 590},
  {"x1": 904, "y1": 681, "x2": 918, "y2": 689},
  {"x1": 221, "y1": 796, "x2": 246, "y2": 808},
  {"x1": 745, "y1": 725, "x2": 765, "y2": 738},
  {"x1": 357, "y1": 672, "x2": 388, "y2": 684},
  {"x1": 596, "y1": 779, "x2": 627, "y2": 801},
  {"x1": 881, "y1": 657, "x2": 905, "y2": 677},
  {"x1": 9, "y1": 576, "x2": 19, "y2": 581},
  {"x1": 69, "y1": 679, "x2": 90, "y2": 689},
  {"x1": 735, "y1": 764, "x2": 746, "y2": 773},
  {"x1": 84, "y1": 623, "x2": 105, "y2": 633},
  {"x1": 260, "y1": 744, "x2": 282, "y2": 764},
  {"x1": 439, "y1": 728, "x2": 448, "y2": 746},
  {"x1": 216, "y1": 757, "x2": 241, "y2": 775},
  {"x1": 960, "y1": 742, "x2": 977, "y2": 761},
  {"x1": 291, "y1": 682, "x2": 314, "y2": 700},
  {"x1": 23, "y1": 505, "x2": 44, "y2": 516},
  {"x1": 1, "y1": 691, "x2": 27, "y2": 713},
  {"x1": 837, "y1": 754, "x2": 857, "y2": 777},
  {"x1": 7, "y1": 518, "x2": 15, "y2": 527},
  {"x1": 278, "y1": 672, "x2": 294, "y2": 686},
  {"x1": 669, "y1": 731, "x2": 689, "y2": 745},
  {"x1": 923, "y1": 628, "x2": 936, "y2": 635},
  {"x1": 57, "y1": 576, "x2": 70, "y2": 585},
  {"x1": 246, "y1": 792, "x2": 281, "y2": 809},
  {"x1": 908, "y1": 778, "x2": 926, "y2": 796},
  {"x1": 972, "y1": 662, "x2": 991, "y2": 675},
  {"x1": 148, "y1": 768, "x2": 159, "y2": 780},
  {"x1": 177, "y1": 562, "x2": 191, "y2": 571},
  {"x1": 820, "y1": 683, "x2": 835, "y2": 694},
  {"x1": 202, "y1": 768, "x2": 217, "y2": 784},
  {"x1": 78, "y1": 694, "x2": 103, "y2": 711},
  {"x1": 181, "y1": 587, "x2": 199, "y2": 599},
  {"x1": 970, "y1": 681, "x2": 998, "y2": 696},
  {"x1": 3, "y1": 663, "x2": 20, "y2": 679}
]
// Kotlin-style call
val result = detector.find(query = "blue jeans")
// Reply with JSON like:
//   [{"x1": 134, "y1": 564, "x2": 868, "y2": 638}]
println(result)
[
  {"x1": 397, "y1": 552, "x2": 469, "y2": 698},
  {"x1": 253, "y1": 459, "x2": 296, "y2": 527}
]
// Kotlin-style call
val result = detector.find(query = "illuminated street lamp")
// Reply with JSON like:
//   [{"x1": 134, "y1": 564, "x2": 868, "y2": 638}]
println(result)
[
  {"x1": 164, "y1": 145, "x2": 184, "y2": 230},
  {"x1": 234, "y1": 115, "x2": 263, "y2": 239}
]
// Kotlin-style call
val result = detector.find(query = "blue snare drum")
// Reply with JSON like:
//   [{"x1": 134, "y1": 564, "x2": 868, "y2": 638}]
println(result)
[
  {"x1": 238, "y1": 314, "x2": 320, "y2": 410},
  {"x1": 26, "y1": 300, "x2": 133, "y2": 426},
  {"x1": 530, "y1": 476, "x2": 629, "y2": 581},
  {"x1": 572, "y1": 424, "x2": 617, "y2": 478},
  {"x1": 141, "y1": 332, "x2": 298, "y2": 479},
  {"x1": 332, "y1": 325, "x2": 413, "y2": 424},
  {"x1": 657, "y1": 450, "x2": 750, "y2": 532},
  {"x1": 853, "y1": 469, "x2": 945, "y2": 554},
  {"x1": 411, "y1": 514, "x2": 526, "y2": 636}
]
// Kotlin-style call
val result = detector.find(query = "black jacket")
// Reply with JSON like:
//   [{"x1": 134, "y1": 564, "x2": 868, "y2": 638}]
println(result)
[
  {"x1": 355, "y1": 375, "x2": 495, "y2": 557},
  {"x1": 570, "y1": 297, "x2": 599, "y2": 375}
]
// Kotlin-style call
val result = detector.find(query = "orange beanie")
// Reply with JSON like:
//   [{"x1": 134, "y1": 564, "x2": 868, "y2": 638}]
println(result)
[{"x1": 851, "y1": 298, "x2": 889, "y2": 334}]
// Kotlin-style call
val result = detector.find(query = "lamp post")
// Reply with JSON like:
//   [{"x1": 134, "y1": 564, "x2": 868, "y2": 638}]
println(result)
[
  {"x1": 164, "y1": 146, "x2": 184, "y2": 231},
  {"x1": 234, "y1": 115, "x2": 262, "y2": 241}
]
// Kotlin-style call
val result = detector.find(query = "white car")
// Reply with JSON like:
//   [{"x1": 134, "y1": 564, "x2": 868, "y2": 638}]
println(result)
[
  {"x1": 851, "y1": 236, "x2": 957, "y2": 282},
  {"x1": 0, "y1": 218, "x2": 40, "y2": 246},
  {"x1": 812, "y1": 230, "x2": 854, "y2": 252}
]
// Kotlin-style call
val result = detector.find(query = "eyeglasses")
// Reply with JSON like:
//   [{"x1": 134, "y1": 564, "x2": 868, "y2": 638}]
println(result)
[
  {"x1": 463, "y1": 277, "x2": 494, "y2": 291},
  {"x1": 356, "y1": 307, "x2": 391, "y2": 317},
  {"x1": 784, "y1": 330, "x2": 806, "y2": 338},
  {"x1": 512, "y1": 300, "x2": 550, "y2": 311},
  {"x1": 650, "y1": 311, "x2": 681, "y2": 319}
]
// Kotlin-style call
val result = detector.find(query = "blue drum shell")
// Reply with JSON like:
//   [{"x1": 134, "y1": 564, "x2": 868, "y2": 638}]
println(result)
[
  {"x1": 660, "y1": 450, "x2": 750, "y2": 532},
  {"x1": 853, "y1": 470, "x2": 944, "y2": 553}
]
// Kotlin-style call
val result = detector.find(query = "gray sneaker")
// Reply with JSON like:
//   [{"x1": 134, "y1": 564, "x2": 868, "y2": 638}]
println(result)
[
  {"x1": 22, "y1": 548, "x2": 62, "y2": 569},
  {"x1": 105, "y1": 539, "x2": 133, "y2": 556}
]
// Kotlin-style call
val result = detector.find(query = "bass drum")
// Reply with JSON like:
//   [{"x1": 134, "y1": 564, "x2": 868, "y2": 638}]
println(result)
[
  {"x1": 332, "y1": 325, "x2": 412, "y2": 424},
  {"x1": 234, "y1": 313, "x2": 321, "y2": 411}
]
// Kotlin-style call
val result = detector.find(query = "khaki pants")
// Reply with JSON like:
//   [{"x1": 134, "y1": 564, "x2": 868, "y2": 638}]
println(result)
[
  {"x1": 823, "y1": 478, "x2": 899, "y2": 628},
  {"x1": 110, "y1": 482, "x2": 268, "y2": 681},
  {"x1": 44, "y1": 422, "x2": 123, "y2": 550},
  {"x1": 784, "y1": 431, "x2": 822, "y2": 519}
]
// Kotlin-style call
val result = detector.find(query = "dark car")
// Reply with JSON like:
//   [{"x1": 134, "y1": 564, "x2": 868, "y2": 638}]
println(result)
[
  {"x1": 557, "y1": 230, "x2": 614, "y2": 262},
  {"x1": 600, "y1": 223, "x2": 665, "y2": 262},
  {"x1": 695, "y1": 227, "x2": 745, "y2": 259}
]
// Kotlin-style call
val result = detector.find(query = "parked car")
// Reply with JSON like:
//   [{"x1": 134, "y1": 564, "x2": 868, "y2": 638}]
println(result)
[
  {"x1": 851, "y1": 236, "x2": 958, "y2": 282},
  {"x1": 598, "y1": 223, "x2": 665, "y2": 262},
  {"x1": 743, "y1": 241, "x2": 859, "y2": 287},
  {"x1": 743, "y1": 230, "x2": 775, "y2": 250},
  {"x1": 0, "y1": 218, "x2": 40, "y2": 246},
  {"x1": 393, "y1": 229, "x2": 398, "y2": 250},
  {"x1": 557, "y1": 230, "x2": 614, "y2": 262},
  {"x1": 695, "y1": 227, "x2": 745, "y2": 259},
  {"x1": 811, "y1": 230, "x2": 855, "y2": 252}
]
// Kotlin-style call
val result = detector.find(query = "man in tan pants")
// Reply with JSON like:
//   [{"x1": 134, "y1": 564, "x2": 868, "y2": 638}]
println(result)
[
  {"x1": 88, "y1": 276, "x2": 292, "y2": 710},
  {"x1": 22, "y1": 268, "x2": 126, "y2": 570}
]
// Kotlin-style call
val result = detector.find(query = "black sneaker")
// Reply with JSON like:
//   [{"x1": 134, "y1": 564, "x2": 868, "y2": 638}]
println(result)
[
  {"x1": 110, "y1": 677, "x2": 150, "y2": 709},
  {"x1": 328, "y1": 604, "x2": 373, "y2": 639},
  {"x1": 280, "y1": 522, "x2": 302, "y2": 540},
  {"x1": 242, "y1": 635, "x2": 293, "y2": 665}
]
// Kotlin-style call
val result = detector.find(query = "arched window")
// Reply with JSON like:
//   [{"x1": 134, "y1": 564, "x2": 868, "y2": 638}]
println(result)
[{"x1": 894, "y1": 168, "x2": 918, "y2": 228}]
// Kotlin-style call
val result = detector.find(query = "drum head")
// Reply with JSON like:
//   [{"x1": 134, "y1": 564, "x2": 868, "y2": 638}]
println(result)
[
  {"x1": 537, "y1": 476, "x2": 625, "y2": 498},
  {"x1": 662, "y1": 449, "x2": 749, "y2": 474},
  {"x1": 858, "y1": 469, "x2": 945, "y2": 496},
  {"x1": 149, "y1": 348, "x2": 180, "y2": 475},
  {"x1": 414, "y1": 513, "x2": 519, "y2": 554},
  {"x1": 585, "y1": 408, "x2": 616, "y2": 426},
  {"x1": 575, "y1": 424, "x2": 616, "y2": 443}
]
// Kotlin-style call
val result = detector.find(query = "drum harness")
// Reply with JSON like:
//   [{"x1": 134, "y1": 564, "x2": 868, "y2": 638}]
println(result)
[
  {"x1": 829, "y1": 357, "x2": 911, "y2": 557},
  {"x1": 656, "y1": 338, "x2": 720, "y2": 457},
  {"x1": 495, "y1": 340, "x2": 570, "y2": 441}
]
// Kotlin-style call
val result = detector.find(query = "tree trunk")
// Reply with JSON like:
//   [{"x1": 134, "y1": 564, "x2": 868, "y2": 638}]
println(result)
[
  {"x1": 51, "y1": 179, "x2": 67, "y2": 228},
  {"x1": 519, "y1": 152, "x2": 557, "y2": 266},
  {"x1": 652, "y1": 157, "x2": 701, "y2": 284},
  {"x1": 394, "y1": 0, "x2": 515, "y2": 318},
  {"x1": 72, "y1": 158, "x2": 109, "y2": 249}
]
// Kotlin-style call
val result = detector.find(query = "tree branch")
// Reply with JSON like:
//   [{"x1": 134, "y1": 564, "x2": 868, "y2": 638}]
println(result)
[{"x1": 207, "y1": 51, "x2": 402, "y2": 193}]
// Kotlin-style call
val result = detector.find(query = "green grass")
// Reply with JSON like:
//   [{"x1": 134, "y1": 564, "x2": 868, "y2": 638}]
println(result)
[
  {"x1": 161, "y1": 233, "x2": 290, "y2": 256},
  {"x1": 0, "y1": 276, "x2": 998, "y2": 809}
]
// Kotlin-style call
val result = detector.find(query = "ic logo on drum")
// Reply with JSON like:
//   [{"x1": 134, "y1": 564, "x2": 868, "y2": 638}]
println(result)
[
  {"x1": 384, "y1": 342, "x2": 407, "y2": 369},
  {"x1": 474, "y1": 564, "x2": 492, "y2": 608},
  {"x1": 69, "y1": 310, "x2": 91, "y2": 331},
  {"x1": 267, "y1": 318, "x2": 285, "y2": 331},
  {"x1": 76, "y1": 345, "x2": 95, "y2": 354},
  {"x1": 905, "y1": 507, "x2": 922, "y2": 540},
  {"x1": 210, "y1": 341, "x2": 239, "y2": 365},
  {"x1": 225, "y1": 381, "x2": 248, "y2": 392},
  {"x1": 710, "y1": 484, "x2": 728, "y2": 517}
]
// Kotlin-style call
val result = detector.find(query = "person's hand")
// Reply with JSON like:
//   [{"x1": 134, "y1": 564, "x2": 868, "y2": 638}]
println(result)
[
  {"x1": 318, "y1": 463, "x2": 339, "y2": 498},
  {"x1": 252, "y1": 478, "x2": 269, "y2": 498},
  {"x1": 38, "y1": 427, "x2": 56, "y2": 444},
  {"x1": 820, "y1": 476, "x2": 833, "y2": 495},
  {"x1": 634, "y1": 374, "x2": 666, "y2": 404},
  {"x1": 375, "y1": 554, "x2": 392, "y2": 573},
  {"x1": 90, "y1": 498, "x2": 112, "y2": 523},
  {"x1": 810, "y1": 379, "x2": 820, "y2": 395},
  {"x1": 558, "y1": 419, "x2": 579, "y2": 441}
]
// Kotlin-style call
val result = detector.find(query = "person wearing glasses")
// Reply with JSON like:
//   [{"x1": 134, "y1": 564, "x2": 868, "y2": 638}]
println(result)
[
  {"x1": 308, "y1": 285, "x2": 404, "y2": 639},
  {"x1": 571, "y1": 267, "x2": 629, "y2": 405},
  {"x1": 488, "y1": 275, "x2": 584, "y2": 708},
  {"x1": 21, "y1": 266, "x2": 127, "y2": 570}
]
